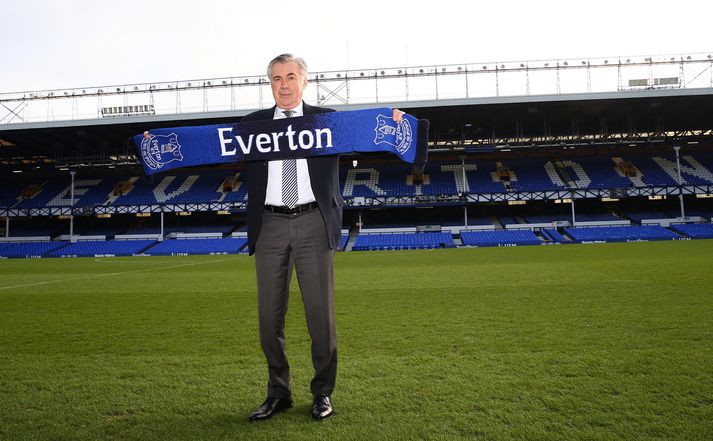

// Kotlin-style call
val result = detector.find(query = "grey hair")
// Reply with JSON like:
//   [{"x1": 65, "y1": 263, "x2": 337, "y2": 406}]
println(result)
[{"x1": 267, "y1": 53, "x2": 308, "y2": 79}]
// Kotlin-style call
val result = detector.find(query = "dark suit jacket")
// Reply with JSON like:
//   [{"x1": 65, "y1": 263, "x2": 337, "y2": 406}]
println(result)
[{"x1": 242, "y1": 102, "x2": 342, "y2": 255}]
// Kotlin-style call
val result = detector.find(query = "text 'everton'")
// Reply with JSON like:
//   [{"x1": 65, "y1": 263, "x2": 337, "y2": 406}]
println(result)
[{"x1": 218, "y1": 125, "x2": 333, "y2": 156}]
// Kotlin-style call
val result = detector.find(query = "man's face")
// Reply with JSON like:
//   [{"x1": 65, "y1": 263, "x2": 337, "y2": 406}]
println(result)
[{"x1": 270, "y1": 61, "x2": 307, "y2": 110}]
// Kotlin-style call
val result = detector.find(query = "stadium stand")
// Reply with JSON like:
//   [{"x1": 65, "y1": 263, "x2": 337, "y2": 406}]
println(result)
[
  {"x1": 664, "y1": 208, "x2": 713, "y2": 220},
  {"x1": 622, "y1": 211, "x2": 674, "y2": 222},
  {"x1": 3, "y1": 223, "x2": 63, "y2": 238},
  {"x1": 564, "y1": 226, "x2": 681, "y2": 242},
  {"x1": 3, "y1": 156, "x2": 713, "y2": 211},
  {"x1": 460, "y1": 230, "x2": 542, "y2": 247},
  {"x1": 47, "y1": 240, "x2": 156, "y2": 257},
  {"x1": 145, "y1": 238, "x2": 247, "y2": 255},
  {"x1": 670, "y1": 223, "x2": 713, "y2": 239},
  {"x1": 352, "y1": 232, "x2": 454, "y2": 251},
  {"x1": 123, "y1": 224, "x2": 235, "y2": 235},
  {"x1": 543, "y1": 228, "x2": 569, "y2": 242},
  {"x1": 464, "y1": 160, "x2": 507, "y2": 194},
  {"x1": 2, "y1": 180, "x2": 35, "y2": 208},
  {"x1": 340, "y1": 234, "x2": 349, "y2": 250},
  {"x1": 568, "y1": 157, "x2": 633, "y2": 189},
  {"x1": 112, "y1": 173, "x2": 221, "y2": 205},
  {"x1": 0, "y1": 241, "x2": 68, "y2": 258},
  {"x1": 497, "y1": 215, "x2": 520, "y2": 227},
  {"x1": 522, "y1": 213, "x2": 571, "y2": 224},
  {"x1": 507, "y1": 159, "x2": 565, "y2": 192},
  {"x1": 2, "y1": 155, "x2": 713, "y2": 259},
  {"x1": 574, "y1": 212, "x2": 623, "y2": 222}
]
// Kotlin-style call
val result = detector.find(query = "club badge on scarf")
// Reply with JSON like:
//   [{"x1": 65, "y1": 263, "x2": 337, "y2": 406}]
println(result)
[{"x1": 133, "y1": 108, "x2": 429, "y2": 175}]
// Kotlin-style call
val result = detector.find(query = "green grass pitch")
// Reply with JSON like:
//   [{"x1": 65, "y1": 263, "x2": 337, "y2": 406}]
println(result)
[{"x1": 1, "y1": 241, "x2": 712, "y2": 440}]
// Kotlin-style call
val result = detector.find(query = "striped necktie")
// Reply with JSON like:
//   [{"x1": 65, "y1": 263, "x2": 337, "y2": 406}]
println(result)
[{"x1": 281, "y1": 109, "x2": 298, "y2": 208}]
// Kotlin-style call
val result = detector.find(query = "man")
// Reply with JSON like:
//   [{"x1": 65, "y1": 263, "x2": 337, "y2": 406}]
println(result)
[{"x1": 244, "y1": 53, "x2": 404, "y2": 421}]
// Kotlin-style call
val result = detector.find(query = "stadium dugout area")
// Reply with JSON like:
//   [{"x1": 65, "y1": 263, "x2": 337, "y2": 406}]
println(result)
[{"x1": 2, "y1": 53, "x2": 713, "y2": 257}]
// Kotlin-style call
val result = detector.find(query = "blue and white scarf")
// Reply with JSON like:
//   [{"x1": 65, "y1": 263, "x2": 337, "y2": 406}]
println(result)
[{"x1": 132, "y1": 107, "x2": 428, "y2": 175}]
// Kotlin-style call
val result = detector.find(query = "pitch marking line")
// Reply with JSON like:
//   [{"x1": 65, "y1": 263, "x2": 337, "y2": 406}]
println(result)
[{"x1": 0, "y1": 257, "x2": 240, "y2": 291}]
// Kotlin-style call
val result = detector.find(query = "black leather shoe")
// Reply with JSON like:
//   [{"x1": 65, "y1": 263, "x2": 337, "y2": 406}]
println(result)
[
  {"x1": 311, "y1": 396, "x2": 334, "y2": 420},
  {"x1": 248, "y1": 397, "x2": 293, "y2": 422}
]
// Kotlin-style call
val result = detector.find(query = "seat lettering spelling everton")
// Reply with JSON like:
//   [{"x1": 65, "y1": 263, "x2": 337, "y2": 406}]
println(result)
[{"x1": 218, "y1": 125, "x2": 333, "y2": 156}]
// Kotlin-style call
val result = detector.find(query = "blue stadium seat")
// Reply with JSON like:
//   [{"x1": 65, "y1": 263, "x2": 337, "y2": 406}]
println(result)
[
  {"x1": 564, "y1": 226, "x2": 680, "y2": 242},
  {"x1": 543, "y1": 229, "x2": 569, "y2": 242},
  {"x1": 0, "y1": 241, "x2": 69, "y2": 258},
  {"x1": 670, "y1": 223, "x2": 713, "y2": 239},
  {"x1": 352, "y1": 232, "x2": 454, "y2": 251},
  {"x1": 145, "y1": 238, "x2": 247, "y2": 255},
  {"x1": 507, "y1": 159, "x2": 564, "y2": 192},
  {"x1": 47, "y1": 240, "x2": 156, "y2": 257},
  {"x1": 5, "y1": 156, "x2": 713, "y2": 212},
  {"x1": 340, "y1": 234, "x2": 349, "y2": 251},
  {"x1": 459, "y1": 230, "x2": 541, "y2": 247}
]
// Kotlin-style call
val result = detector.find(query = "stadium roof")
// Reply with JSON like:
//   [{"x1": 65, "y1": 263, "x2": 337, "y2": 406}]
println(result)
[{"x1": 1, "y1": 87, "x2": 712, "y2": 172}]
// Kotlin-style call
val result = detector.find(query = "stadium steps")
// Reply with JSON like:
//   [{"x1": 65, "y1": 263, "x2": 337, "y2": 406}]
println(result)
[
  {"x1": 554, "y1": 160, "x2": 575, "y2": 188},
  {"x1": 543, "y1": 228, "x2": 569, "y2": 242},
  {"x1": 138, "y1": 241, "x2": 160, "y2": 254},
  {"x1": 492, "y1": 216, "x2": 504, "y2": 230},
  {"x1": 344, "y1": 226, "x2": 361, "y2": 252}
]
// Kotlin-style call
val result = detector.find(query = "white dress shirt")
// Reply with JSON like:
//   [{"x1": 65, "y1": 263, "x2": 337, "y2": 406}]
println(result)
[{"x1": 264, "y1": 102, "x2": 317, "y2": 207}]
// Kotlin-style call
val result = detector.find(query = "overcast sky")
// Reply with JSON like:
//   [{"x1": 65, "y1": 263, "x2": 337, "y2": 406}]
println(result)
[{"x1": 1, "y1": 0, "x2": 712, "y2": 93}]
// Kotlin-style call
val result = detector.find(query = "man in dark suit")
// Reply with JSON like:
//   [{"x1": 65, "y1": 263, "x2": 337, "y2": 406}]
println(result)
[{"x1": 244, "y1": 53, "x2": 404, "y2": 421}]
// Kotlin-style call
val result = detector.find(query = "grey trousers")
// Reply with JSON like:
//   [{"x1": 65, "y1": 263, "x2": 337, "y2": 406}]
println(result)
[{"x1": 254, "y1": 207, "x2": 337, "y2": 399}]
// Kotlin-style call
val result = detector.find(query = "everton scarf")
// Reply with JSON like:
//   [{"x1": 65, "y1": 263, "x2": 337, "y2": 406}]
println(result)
[{"x1": 132, "y1": 107, "x2": 428, "y2": 176}]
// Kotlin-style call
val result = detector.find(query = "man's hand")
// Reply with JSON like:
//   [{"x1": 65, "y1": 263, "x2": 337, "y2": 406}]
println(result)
[{"x1": 392, "y1": 108, "x2": 405, "y2": 124}]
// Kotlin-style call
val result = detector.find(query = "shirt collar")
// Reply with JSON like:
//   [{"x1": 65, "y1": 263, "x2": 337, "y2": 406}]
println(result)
[{"x1": 274, "y1": 101, "x2": 304, "y2": 118}]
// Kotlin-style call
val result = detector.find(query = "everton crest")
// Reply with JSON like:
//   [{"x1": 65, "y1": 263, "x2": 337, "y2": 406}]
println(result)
[
  {"x1": 141, "y1": 133, "x2": 183, "y2": 170},
  {"x1": 374, "y1": 114, "x2": 413, "y2": 156}
]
